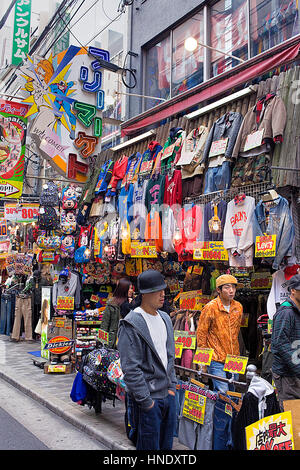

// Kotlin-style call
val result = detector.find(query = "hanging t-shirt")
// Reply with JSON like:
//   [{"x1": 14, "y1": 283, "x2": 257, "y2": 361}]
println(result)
[
  {"x1": 145, "y1": 175, "x2": 165, "y2": 213},
  {"x1": 132, "y1": 179, "x2": 148, "y2": 240},
  {"x1": 163, "y1": 169, "x2": 182, "y2": 210},
  {"x1": 174, "y1": 204, "x2": 203, "y2": 261},
  {"x1": 134, "y1": 307, "x2": 168, "y2": 370},
  {"x1": 267, "y1": 266, "x2": 300, "y2": 319},
  {"x1": 145, "y1": 208, "x2": 163, "y2": 252}
]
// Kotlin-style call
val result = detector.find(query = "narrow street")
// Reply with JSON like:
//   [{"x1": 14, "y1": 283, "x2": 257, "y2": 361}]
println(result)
[{"x1": 0, "y1": 379, "x2": 108, "y2": 450}]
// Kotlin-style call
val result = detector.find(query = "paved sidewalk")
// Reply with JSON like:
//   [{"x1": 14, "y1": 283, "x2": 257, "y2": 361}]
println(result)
[{"x1": 0, "y1": 334, "x2": 188, "y2": 451}]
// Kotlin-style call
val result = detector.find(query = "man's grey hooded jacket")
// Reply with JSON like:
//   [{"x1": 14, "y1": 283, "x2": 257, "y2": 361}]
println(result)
[{"x1": 117, "y1": 308, "x2": 177, "y2": 410}]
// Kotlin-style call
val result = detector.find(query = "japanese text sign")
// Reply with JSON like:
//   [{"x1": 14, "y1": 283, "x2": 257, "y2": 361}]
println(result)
[
  {"x1": 98, "y1": 328, "x2": 109, "y2": 345},
  {"x1": 246, "y1": 411, "x2": 294, "y2": 450},
  {"x1": 193, "y1": 241, "x2": 229, "y2": 261},
  {"x1": 182, "y1": 390, "x2": 207, "y2": 425},
  {"x1": 12, "y1": 0, "x2": 32, "y2": 66},
  {"x1": 57, "y1": 296, "x2": 74, "y2": 311},
  {"x1": 130, "y1": 242, "x2": 157, "y2": 258}
]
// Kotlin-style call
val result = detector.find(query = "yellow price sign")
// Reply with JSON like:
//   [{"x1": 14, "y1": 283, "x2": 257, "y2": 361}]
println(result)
[
  {"x1": 255, "y1": 235, "x2": 276, "y2": 258},
  {"x1": 174, "y1": 330, "x2": 196, "y2": 350},
  {"x1": 246, "y1": 411, "x2": 294, "y2": 450},
  {"x1": 193, "y1": 348, "x2": 214, "y2": 366},
  {"x1": 182, "y1": 390, "x2": 207, "y2": 425},
  {"x1": 223, "y1": 354, "x2": 248, "y2": 374},
  {"x1": 57, "y1": 296, "x2": 74, "y2": 310},
  {"x1": 175, "y1": 343, "x2": 183, "y2": 359}
]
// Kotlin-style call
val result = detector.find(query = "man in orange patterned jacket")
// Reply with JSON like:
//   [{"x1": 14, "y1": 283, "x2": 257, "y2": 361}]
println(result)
[{"x1": 196, "y1": 274, "x2": 243, "y2": 392}]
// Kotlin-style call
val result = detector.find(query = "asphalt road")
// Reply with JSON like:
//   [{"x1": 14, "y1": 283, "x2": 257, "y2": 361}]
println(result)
[{"x1": 0, "y1": 378, "x2": 108, "y2": 450}]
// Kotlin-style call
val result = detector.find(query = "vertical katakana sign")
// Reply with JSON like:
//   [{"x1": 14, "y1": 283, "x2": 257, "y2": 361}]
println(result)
[{"x1": 11, "y1": 0, "x2": 32, "y2": 66}]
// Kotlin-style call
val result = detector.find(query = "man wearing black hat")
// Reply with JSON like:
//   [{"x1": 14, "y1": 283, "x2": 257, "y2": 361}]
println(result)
[
  {"x1": 117, "y1": 269, "x2": 177, "y2": 450},
  {"x1": 271, "y1": 274, "x2": 300, "y2": 410}
]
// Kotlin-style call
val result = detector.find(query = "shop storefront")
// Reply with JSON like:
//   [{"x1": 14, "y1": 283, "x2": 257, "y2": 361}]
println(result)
[{"x1": 0, "y1": 37, "x2": 299, "y2": 451}]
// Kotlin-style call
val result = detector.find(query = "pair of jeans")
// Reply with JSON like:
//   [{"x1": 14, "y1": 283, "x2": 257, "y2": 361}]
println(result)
[
  {"x1": 126, "y1": 393, "x2": 176, "y2": 450},
  {"x1": 11, "y1": 296, "x2": 33, "y2": 341},
  {"x1": 0, "y1": 294, "x2": 15, "y2": 336},
  {"x1": 213, "y1": 397, "x2": 239, "y2": 450},
  {"x1": 178, "y1": 393, "x2": 216, "y2": 450},
  {"x1": 207, "y1": 360, "x2": 239, "y2": 393},
  {"x1": 204, "y1": 161, "x2": 231, "y2": 194}
]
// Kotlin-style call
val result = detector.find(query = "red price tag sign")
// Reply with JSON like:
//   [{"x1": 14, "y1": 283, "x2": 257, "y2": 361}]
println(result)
[
  {"x1": 223, "y1": 354, "x2": 248, "y2": 375},
  {"x1": 175, "y1": 343, "x2": 183, "y2": 359},
  {"x1": 174, "y1": 331, "x2": 196, "y2": 350},
  {"x1": 179, "y1": 290, "x2": 202, "y2": 310},
  {"x1": 98, "y1": 328, "x2": 109, "y2": 345},
  {"x1": 193, "y1": 348, "x2": 214, "y2": 366}
]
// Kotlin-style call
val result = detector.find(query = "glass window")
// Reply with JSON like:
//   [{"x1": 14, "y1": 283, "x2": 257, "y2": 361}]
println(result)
[
  {"x1": 171, "y1": 12, "x2": 204, "y2": 97},
  {"x1": 210, "y1": 0, "x2": 249, "y2": 77},
  {"x1": 250, "y1": 0, "x2": 300, "y2": 57},
  {"x1": 144, "y1": 35, "x2": 171, "y2": 111}
]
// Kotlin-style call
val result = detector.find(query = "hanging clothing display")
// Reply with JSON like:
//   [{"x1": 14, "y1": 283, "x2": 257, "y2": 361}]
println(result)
[
  {"x1": 253, "y1": 194, "x2": 295, "y2": 270},
  {"x1": 223, "y1": 195, "x2": 256, "y2": 267}
]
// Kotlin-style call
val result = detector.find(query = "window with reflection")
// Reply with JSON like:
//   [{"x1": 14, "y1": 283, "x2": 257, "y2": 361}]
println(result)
[
  {"x1": 210, "y1": 0, "x2": 249, "y2": 77},
  {"x1": 144, "y1": 35, "x2": 171, "y2": 111},
  {"x1": 250, "y1": 0, "x2": 300, "y2": 56},
  {"x1": 171, "y1": 12, "x2": 204, "y2": 97}
]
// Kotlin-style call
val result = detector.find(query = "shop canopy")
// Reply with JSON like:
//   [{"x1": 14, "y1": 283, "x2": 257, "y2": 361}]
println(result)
[{"x1": 121, "y1": 37, "x2": 300, "y2": 137}]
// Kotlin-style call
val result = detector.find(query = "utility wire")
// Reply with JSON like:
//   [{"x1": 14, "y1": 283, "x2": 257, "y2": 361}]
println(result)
[
  {"x1": 43, "y1": 0, "x2": 101, "y2": 57},
  {"x1": 0, "y1": 0, "x2": 18, "y2": 30}
]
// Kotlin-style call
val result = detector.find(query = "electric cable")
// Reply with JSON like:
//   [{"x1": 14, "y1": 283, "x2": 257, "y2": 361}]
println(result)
[{"x1": 56, "y1": 9, "x2": 137, "y2": 89}]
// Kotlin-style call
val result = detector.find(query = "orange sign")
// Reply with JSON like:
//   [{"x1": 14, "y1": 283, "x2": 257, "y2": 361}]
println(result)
[{"x1": 44, "y1": 336, "x2": 74, "y2": 355}]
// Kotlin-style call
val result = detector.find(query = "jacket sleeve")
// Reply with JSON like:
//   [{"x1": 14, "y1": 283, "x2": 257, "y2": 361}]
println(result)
[
  {"x1": 236, "y1": 198, "x2": 255, "y2": 254},
  {"x1": 117, "y1": 322, "x2": 154, "y2": 409},
  {"x1": 223, "y1": 202, "x2": 238, "y2": 252},
  {"x1": 272, "y1": 205, "x2": 295, "y2": 270},
  {"x1": 231, "y1": 114, "x2": 247, "y2": 159},
  {"x1": 100, "y1": 305, "x2": 113, "y2": 346},
  {"x1": 271, "y1": 309, "x2": 300, "y2": 376},
  {"x1": 226, "y1": 113, "x2": 243, "y2": 158},
  {"x1": 200, "y1": 123, "x2": 215, "y2": 165},
  {"x1": 196, "y1": 305, "x2": 213, "y2": 349},
  {"x1": 272, "y1": 96, "x2": 287, "y2": 140}
]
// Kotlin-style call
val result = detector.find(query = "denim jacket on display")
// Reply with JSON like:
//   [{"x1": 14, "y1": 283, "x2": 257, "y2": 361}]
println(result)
[
  {"x1": 252, "y1": 195, "x2": 295, "y2": 270},
  {"x1": 201, "y1": 112, "x2": 243, "y2": 164}
]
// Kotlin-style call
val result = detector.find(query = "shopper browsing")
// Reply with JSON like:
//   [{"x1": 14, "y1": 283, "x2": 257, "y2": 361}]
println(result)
[
  {"x1": 271, "y1": 274, "x2": 300, "y2": 410},
  {"x1": 117, "y1": 269, "x2": 177, "y2": 450},
  {"x1": 196, "y1": 274, "x2": 243, "y2": 392},
  {"x1": 101, "y1": 278, "x2": 134, "y2": 349}
]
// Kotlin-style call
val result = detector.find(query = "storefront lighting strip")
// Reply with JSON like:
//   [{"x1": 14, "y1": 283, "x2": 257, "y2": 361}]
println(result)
[
  {"x1": 185, "y1": 86, "x2": 256, "y2": 120},
  {"x1": 111, "y1": 130, "x2": 156, "y2": 151}
]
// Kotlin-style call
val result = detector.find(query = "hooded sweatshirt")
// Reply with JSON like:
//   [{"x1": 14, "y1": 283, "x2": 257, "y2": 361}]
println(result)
[{"x1": 117, "y1": 308, "x2": 177, "y2": 409}]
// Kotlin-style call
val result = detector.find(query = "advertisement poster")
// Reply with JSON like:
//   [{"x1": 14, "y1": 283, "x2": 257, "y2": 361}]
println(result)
[
  {"x1": 4, "y1": 202, "x2": 39, "y2": 223},
  {"x1": 0, "y1": 100, "x2": 28, "y2": 198},
  {"x1": 18, "y1": 45, "x2": 108, "y2": 182},
  {"x1": 41, "y1": 287, "x2": 51, "y2": 360},
  {"x1": 245, "y1": 411, "x2": 294, "y2": 450}
]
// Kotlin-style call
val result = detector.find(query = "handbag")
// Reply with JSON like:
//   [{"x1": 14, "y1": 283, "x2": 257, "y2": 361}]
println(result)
[
  {"x1": 34, "y1": 318, "x2": 42, "y2": 335},
  {"x1": 70, "y1": 371, "x2": 87, "y2": 402}
]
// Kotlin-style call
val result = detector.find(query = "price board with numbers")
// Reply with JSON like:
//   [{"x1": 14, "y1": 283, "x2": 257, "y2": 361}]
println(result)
[
  {"x1": 223, "y1": 354, "x2": 248, "y2": 375},
  {"x1": 174, "y1": 330, "x2": 196, "y2": 350}
]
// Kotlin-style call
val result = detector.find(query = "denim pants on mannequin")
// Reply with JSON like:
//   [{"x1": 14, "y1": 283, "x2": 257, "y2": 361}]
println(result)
[{"x1": 0, "y1": 294, "x2": 15, "y2": 336}]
